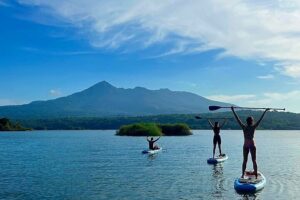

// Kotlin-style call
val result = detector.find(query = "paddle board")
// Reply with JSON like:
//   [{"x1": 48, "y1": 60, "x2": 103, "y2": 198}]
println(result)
[
  {"x1": 207, "y1": 154, "x2": 228, "y2": 164},
  {"x1": 234, "y1": 171, "x2": 266, "y2": 193},
  {"x1": 142, "y1": 147, "x2": 162, "y2": 154}
]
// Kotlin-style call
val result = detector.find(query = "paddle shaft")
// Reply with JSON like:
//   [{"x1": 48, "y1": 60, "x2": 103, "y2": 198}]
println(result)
[{"x1": 210, "y1": 106, "x2": 285, "y2": 111}]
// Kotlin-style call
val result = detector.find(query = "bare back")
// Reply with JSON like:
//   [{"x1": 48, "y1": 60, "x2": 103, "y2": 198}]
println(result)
[
  {"x1": 213, "y1": 126, "x2": 220, "y2": 135},
  {"x1": 242, "y1": 125, "x2": 255, "y2": 140}
]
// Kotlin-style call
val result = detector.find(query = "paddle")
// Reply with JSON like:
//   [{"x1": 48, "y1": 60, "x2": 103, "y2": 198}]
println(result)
[{"x1": 209, "y1": 106, "x2": 285, "y2": 111}]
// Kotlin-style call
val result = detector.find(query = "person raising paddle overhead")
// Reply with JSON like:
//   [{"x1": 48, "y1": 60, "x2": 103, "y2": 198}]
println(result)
[
  {"x1": 231, "y1": 106, "x2": 270, "y2": 179},
  {"x1": 147, "y1": 136, "x2": 160, "y2": 150},
  {"x1": 208, "y1": 119, "x2": 227, "y2": 158}
]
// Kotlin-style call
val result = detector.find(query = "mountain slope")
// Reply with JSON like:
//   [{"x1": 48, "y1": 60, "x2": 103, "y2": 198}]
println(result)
[{"x1": 0, "y1": 81, "x2": 232, "y2": 119}]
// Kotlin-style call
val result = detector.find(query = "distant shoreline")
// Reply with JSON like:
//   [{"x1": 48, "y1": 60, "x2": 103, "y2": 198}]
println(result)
[
  {"x1": 11, "y1": 111, "x2": 300, "y2": 131},
  {"x1": 1, "y1": 129, "x2": 300, "y2": 133}
]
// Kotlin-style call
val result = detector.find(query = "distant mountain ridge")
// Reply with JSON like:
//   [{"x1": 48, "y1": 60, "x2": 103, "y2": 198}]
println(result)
[{"x1": 0, "y1": 81, "x2": 232, "y2": 119}]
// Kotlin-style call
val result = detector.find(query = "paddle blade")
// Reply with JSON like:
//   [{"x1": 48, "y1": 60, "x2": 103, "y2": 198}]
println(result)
[
  {"x1": 209, "y1": 106, "x2": 222, "y2": 111},
  {"x1": 195, "y1": 116, "x2": 202, "y2": 119}
]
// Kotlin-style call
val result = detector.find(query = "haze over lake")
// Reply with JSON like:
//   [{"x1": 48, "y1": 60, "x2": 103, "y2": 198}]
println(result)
[{"x1": 0, "y1": 130, "x2": 299, "y2": 200}]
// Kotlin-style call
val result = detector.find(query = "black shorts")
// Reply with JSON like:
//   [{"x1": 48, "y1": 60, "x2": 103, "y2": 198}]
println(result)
[{"x1": 213, "y1": 135, "x2": 221, "y2": 145}]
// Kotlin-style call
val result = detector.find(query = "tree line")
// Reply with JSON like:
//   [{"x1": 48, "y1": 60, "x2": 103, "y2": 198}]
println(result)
[{"x1": 11, "y1": 110, "x2": 300, "y2": 130}]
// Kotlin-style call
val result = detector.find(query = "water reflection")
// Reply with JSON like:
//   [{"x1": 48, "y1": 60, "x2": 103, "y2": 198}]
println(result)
[
  {"x1": 147, "y1": 153, "x2": 159, "y2": 161},
  {"x1": 237, "y1": 192, "x2": 257, "y2": 200},
  {"x1": 212, "y1": 164, "x2": 224, "y2": 177},
  {"x1": 211, "y1": 164, "x2": 226, "y2": 199}
]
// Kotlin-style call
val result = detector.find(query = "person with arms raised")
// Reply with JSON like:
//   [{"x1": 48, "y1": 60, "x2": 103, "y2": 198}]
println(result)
[
  {"x1": 231, "y1": 106, "x2": 270, "y2": 178},
  {"x1": 208, "y1": 119, "x2": 227, "y2": 158},
  {"x1": 147, "y1": 136, "x2": 160, "y2": 150}
]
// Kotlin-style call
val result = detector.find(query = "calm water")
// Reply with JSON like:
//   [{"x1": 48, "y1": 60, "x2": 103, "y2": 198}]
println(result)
[{"x1": 0, "y1": 130, "x2": 299, "y2": 200}]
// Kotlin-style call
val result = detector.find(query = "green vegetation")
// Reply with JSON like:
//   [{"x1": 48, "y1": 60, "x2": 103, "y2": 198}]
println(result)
[
  {"x1": 15, "y1": 110, "x2": 300, "y2": 130},
  {"x1": 116, "y1": 123, "x2": 162, "y2": 136},
  {"x1": 160, "y1": 123, "x2": 192, "y2": 136},
  {"x1": 0, "y1": 118, "x2": 30, "y2": 131},
  {"x1": 116, "y1": 123, "x2": 192, "y2": 136}
]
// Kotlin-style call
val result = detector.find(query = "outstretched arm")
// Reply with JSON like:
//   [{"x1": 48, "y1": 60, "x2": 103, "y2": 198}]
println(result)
[
  {"x1": 231, "y1": 107, "x2": 245, "y2": 128},
  {"x1": 207, "y1": 119, "x2": 214, "y2": 129},
  {"x1": 254, "y1": 108, "x2": 270, "y2": 128},
  {"x1": 220, "y1": 119, "x2": 227, "y2": 128},
  {"x1": 146, "y1": 137, "x2": 150, "y2": 142},
  {"x1": 154, "y1": 137, "x2": 161, "y2": 142}
]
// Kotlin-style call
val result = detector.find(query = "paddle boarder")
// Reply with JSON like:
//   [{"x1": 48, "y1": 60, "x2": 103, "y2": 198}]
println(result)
[
  {"x1": 231, "y1": 106, "x2": 270, "y2": 178},
  {"x1": 208, "y1": 119, "x2": 227, "y2": 158},
  {"x1": 147, "y1": 136, "x2": 160, "y2": 150}
]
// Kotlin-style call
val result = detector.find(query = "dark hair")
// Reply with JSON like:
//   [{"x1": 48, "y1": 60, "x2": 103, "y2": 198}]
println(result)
[{"x1": 246, "y1": 116, "x2": 254, "y2": 125}]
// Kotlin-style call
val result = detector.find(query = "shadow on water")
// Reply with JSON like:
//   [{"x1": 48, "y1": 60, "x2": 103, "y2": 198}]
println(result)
[{"x1": 236, "y1": 192, "x2": 258, "y2": 200}]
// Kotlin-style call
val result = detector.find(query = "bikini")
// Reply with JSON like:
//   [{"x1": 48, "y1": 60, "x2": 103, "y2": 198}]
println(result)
[{"x1": 242, "y1": 126, "x2": 256, "y2": 149}]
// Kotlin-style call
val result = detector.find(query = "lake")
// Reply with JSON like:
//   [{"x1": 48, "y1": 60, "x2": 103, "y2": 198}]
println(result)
[{"x1": 0, "y1": 130, "x2": 299, "y2": 200}]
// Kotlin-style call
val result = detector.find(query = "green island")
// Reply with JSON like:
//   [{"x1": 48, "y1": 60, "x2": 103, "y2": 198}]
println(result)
[
  {"x1": 116, "y1": 123, "x2": 192, "y2": 136},
  {"x1": 0, "y1": 118, "x2": 30, "y2": 131}
]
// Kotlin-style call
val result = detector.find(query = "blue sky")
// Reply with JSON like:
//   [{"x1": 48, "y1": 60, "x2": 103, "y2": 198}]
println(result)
[{"x1": 1, "y1": 0, "x2": 300, "y2": 112}]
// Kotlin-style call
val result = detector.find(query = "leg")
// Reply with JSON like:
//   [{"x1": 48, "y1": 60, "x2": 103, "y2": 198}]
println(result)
[
  {"x1": 213, "y1": 136, "x2": 217, "y2": 158},
  {"x1": 213, "y1": 143, "x2": 216, "y2": 158},
  {"x1": 218, "y1": 136, "x2": 222, "y2": 156},
  {"x1": 250, "y1": 146, "x2": 257, "y2": 178},
  {"x1": 242, "y1": 146, "x2": 249, "y2": 178}
]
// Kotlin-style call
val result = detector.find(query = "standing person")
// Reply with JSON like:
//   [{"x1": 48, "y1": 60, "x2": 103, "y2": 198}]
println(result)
[
  {"x1": 147, "y1": 136, "x2": 160, "y2": 150},
  {"x1": 208, "y1": 119, "x2": 227, "y2": 158},
  {"x1": 231, "y1": 106, "x2": 270, "y2": 178}
]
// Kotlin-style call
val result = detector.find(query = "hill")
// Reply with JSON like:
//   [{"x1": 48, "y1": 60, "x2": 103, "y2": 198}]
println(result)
[{"x1": 0, "y1": 81, "x2": 232, "y2": 119}]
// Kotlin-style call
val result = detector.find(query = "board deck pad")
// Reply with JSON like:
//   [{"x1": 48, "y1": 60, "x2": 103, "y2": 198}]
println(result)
[{"x1": 239, "y1": 171, "x2": 263, "y2": 183}]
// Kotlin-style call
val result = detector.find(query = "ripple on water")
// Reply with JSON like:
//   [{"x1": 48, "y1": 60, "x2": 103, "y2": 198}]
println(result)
[
  {"x1": 267, "y1": 165, "x2": 300, "y2": 199},
  {"x1": 0, "y1": 130, "x2": 300, "y2": 200}
]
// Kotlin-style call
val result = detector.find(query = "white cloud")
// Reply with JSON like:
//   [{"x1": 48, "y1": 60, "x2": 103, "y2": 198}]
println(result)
[
  {"x1": 207, "y1": 91, "x2": 300, "y2": 112},
  {"x1": 256, "y1": 74, "x2": 274, "y2": 79},
  {"x1": 206, "y1": 94, "x2": 256, "y2": 103},
  {"x1": 246, "y1": 91, "x2": 300, "y2": 112},
  {"x1": 280, "y1": 64, "x2": 300, "y2": 78},
  {"x1": 49, "y1": 89, "x2": 62, "y2": 97},
  {"x1": 18, "y1": 0, "x2": 300, "y2": 77}
]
